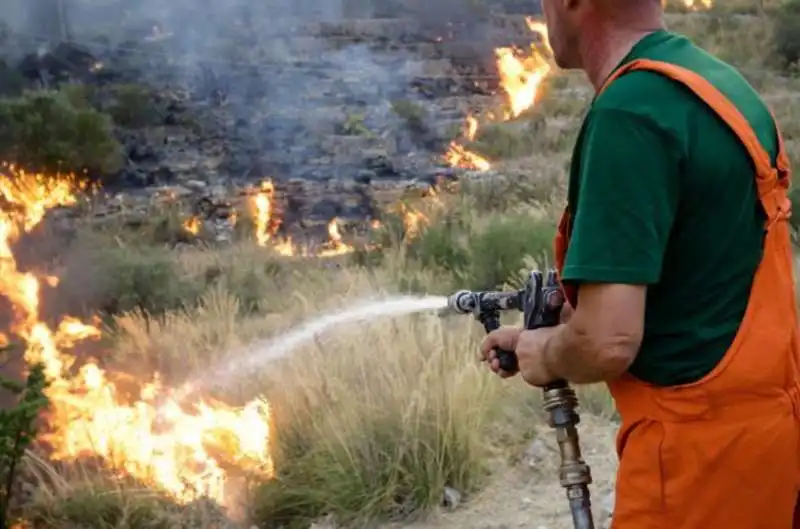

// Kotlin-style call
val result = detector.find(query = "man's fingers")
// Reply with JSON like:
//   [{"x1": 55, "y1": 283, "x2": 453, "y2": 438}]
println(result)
[
  {"x1": 489, "y1": 358, "x2": 515, "y2": 378},
  {"x1": 480, "y1": 326, "x2": 521, "y2": 361}
]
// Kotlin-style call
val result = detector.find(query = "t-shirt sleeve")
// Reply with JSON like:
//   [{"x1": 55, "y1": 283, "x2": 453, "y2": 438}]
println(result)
[{"x1": 562, "y1": 108, "x2": 681, "y2": 285}]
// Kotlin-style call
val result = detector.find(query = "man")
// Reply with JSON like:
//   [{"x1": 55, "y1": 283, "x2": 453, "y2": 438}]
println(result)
[{"x1": 480, "y1": 0, "x2": 800, "y2": 527}]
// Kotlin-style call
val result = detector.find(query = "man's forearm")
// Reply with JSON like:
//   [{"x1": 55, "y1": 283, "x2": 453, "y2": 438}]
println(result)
[{"x1": 541, "y1": 322, "x2": 626, "y2": 384}]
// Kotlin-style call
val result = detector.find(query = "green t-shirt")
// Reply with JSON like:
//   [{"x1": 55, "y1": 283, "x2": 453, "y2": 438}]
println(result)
[{"x1": 563, "y1": 30, "x2": 777, "y2": 386}]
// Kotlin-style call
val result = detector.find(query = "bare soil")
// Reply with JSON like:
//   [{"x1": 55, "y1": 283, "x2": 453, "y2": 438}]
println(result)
[{"x1": 387, "y1": 415, "x2": 619, "y2": 529}]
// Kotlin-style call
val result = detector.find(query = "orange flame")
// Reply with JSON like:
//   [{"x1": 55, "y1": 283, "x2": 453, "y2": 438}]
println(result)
[
  {"x1": 253, "y1": 179, "x2": 280, "y2": 246},
  {"x1": 663, "y1": 0, "x2": 712, "y2": 8},
  {"x1": 316, "y1": 218, "x2": 355, "y2": 257},
  {"x1": 444, "y1": 17, "x2": 553, "y2": 171},
  {"x1": 183, "y1": 178, "x2": 442, "y2": 256},
  {"x1": 0, "y1": 165, "x2": 274, "y2": 510},
  {"x1": 248, "y1": 180, "x2": 355, "y2": 257},
  {"x1": 182, "y1": 216, "x2": 201, "y2": 235}
]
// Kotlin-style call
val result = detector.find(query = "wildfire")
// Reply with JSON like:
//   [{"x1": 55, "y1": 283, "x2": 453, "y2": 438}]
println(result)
[
  {"x1": 685, "y1": 0, "x2": 712, "y2": 8},
  {"x1": 253, "y1": 180, "x2": 280, "y2": 247},
  {"x1": 663, "y1": 0, "x2": 712, "y2": 8},
  {"x1": 444, "y1": 16, "x2": 553, "y2": 171},
  {"x1": 317, "y1": 218, "x2": 355, "y2": 256},
  {"x1": 0, "y1": 165, "x2": 274, "y2": 510},
  {"x1": 248, "y1": 179, "x2": 355, "y2": 257},
  {"x1": 182, "y1": 215, "x2": 201, "y2": 235},
  {"x1": 443, "y1": 116, "x2": 491, "y2": 171}
]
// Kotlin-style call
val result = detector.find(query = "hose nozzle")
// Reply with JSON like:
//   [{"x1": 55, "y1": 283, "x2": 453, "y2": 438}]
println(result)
[{"x1": 447, "y1": 290, "x2": 478, "y2": 314}]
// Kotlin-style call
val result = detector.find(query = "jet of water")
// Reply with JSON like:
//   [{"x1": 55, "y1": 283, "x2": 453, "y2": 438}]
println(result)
[{"x1": 178, "y1": 295, "x2": 449, "y2": 396}]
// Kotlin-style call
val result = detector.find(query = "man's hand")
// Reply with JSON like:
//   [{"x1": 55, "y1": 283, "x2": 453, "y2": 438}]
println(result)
[{"x1": 480, "y1": 326, "x2": 561, "y2": 386}]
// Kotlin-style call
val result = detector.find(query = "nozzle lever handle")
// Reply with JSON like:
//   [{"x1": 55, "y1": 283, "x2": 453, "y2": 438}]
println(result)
[{"x1": 480, "y1": 315, "x2": 519, "y2": 373}]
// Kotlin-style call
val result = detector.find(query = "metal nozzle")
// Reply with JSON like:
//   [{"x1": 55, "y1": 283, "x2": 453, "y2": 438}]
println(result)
[{"x1": 447, "y1": 290, "x2": 478, "y2": 314}]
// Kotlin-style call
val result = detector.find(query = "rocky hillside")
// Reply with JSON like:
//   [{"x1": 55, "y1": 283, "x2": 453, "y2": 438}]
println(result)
[{"x1": 0, "y1": 1, "x2": 550, "y2": 233}]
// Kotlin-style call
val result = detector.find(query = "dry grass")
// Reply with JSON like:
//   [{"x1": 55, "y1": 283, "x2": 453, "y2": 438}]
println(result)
[{"x1": 6, "y1": 3, "x2": 800, "y2": 529}]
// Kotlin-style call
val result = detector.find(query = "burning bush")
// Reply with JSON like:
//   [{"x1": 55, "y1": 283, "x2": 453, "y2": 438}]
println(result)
[{"x1": 0, "y1": 89, "x2": 123, "y2": 176}]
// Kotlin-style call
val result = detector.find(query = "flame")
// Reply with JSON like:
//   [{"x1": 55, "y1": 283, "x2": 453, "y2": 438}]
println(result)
[
  {"x1": 399, "y1": 204, "x2": 428, "y2": 239},
  {"x1": 444, "y1": 17, "x2": 553, "y2": 171},
  {"x1": 182, "y1": 216, "x2": 201, "y2": 235},
  {"x1": 495, "y1": 18, "x2": 552, "y2": 119},
  {"x1": 0, "y1": 165, "x2": 273, "y2": 510},
  {"x1": 317, "y1": 218, "x2": 355, "y2": 257},
  {"x1": 389, "y1": 188, "x2": 444, "y2": 241},
  {"x1": 248, "y1": 181, "x2": 355, "y2": 257},
  {"x1": 663, "y1": 0, "x2": 712, "y2": 8},
  {"x1": 183, "y1": 177, "x2": 444, "y2": 256},
  {"x1": 442, "y1": 142, "x2": 492, "y2": 172},
  {"x1": 253, "y1": 180, "x2": 280, "y2": 247}
]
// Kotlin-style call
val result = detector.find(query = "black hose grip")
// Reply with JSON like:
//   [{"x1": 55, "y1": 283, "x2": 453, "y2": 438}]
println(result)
[
  {"x1": 482, "y1": 314, "x2": 519, "y2": 374},
  {"x1": 495, "y1": 348, "x2": 519, "y2": 373}
]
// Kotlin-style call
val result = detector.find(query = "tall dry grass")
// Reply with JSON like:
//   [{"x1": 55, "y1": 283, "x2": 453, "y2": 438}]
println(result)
[{"x1": 105, "y1": 253, "x2": 541, "y2": 526}]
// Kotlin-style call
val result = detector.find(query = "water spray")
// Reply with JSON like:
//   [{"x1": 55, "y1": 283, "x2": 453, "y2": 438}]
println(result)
[{"x1": 446, "y1": 269, "x2": 595, "y2": 529}]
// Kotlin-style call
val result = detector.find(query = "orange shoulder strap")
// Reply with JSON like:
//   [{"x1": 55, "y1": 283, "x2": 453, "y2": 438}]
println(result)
[{"x1": 600, "y1": 58, "x2": 791, "y2": 222}]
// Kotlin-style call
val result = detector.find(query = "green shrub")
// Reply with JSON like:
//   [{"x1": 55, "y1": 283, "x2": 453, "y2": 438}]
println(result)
[
  {"x1": 469, "y1": 120, "x2": 542, "y2": 160},
  {"x1": 413, "y1": 218, "x2": 470, "y2": 273},
  {"x1": 24, "y1": 486, "x2": 190, "y2": 529},
  {"x1": 90, "y1": 245, "x2": 205, "y2": 317},
  {"x1": 1, "y1": 357, "x2": 49, "y2": 528},
  {"x1": 789, "y1": 187, "x2": 800, "y2": 231},
  {"x1": 106, "y1": 84, "x2": 163, "y2": 128},
  {"x1": 411, "y1": 211, "x2": 556, "y2": 290},
  {"x1": 391, "y1": 99, "x2": 428, "y2": 135},
  {"x1": 465, "y1": 213, "x2": 555, "y2": 289},
  {"x1": 0, "y1": 88, "x2": 123, "y2": 175},
  {"x1": 772, "y1": 0, "x2": 800, "y2": 69}
]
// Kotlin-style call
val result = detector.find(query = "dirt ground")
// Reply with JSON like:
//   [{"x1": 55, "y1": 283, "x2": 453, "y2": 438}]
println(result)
[{"x1": 386, "y1": 415, "x2": 619, "y2": 529}]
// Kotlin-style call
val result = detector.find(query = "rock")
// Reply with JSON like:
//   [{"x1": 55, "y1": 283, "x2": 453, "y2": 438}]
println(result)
[
  {"x1": 184, "y1": 179, "x2": 208, "y2": 192},
  {"x1": 442, "y1": 486, "x2": 462, "y2": 510}
]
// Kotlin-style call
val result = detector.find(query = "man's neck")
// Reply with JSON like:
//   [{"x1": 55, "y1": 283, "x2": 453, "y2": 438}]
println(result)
[{"x1": 581, "y1": 25, "x2": 664, "y2": 91}]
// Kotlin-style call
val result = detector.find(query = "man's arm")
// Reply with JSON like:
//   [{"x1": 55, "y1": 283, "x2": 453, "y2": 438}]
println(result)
[
  {"x1": 542, "y1": 107, "x2": 680, "y2": 383},
  {"x1": 542, "y1": 284, "x2": 645, "y2": 383}
]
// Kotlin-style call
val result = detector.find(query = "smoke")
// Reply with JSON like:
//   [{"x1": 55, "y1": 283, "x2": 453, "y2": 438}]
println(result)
[{"x1": 0, "y1": 0, "x2": 527, "y2": 184}]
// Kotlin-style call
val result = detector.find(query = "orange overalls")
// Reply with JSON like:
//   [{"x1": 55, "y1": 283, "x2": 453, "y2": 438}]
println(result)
[{"x1": 554, "y1": 59, "x2": 800, "y2": 528}]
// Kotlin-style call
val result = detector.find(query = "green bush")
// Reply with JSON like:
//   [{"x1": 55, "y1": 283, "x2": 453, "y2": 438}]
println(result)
[
  {"x1": 411, "y1": 211, "x2": 556, "y2": 290},
  {"x1": 1, "y1": 357, "x2": 49, "y2": 528},
  {"x1": 789, "y1": 187, "x2": 800, "y2": 231},
  {"x1": 90, "y1": 245, "x2": 205, "y2": 317},
  {"x1": 106, "y1": 84, "x2": 163, "y2": 128},
  {"x1": 469, "y1": 120, "x2": 542, "y2": 160},
  {"x1": 0, "y1": 88, "x2": 123, "y2": 175},
  {"x1": 25, "y1": 486, "x2": 191, "y2": 529},
  {"x1": 465, "y1": 213, "x2": 555, "y2": 289},
  {"x1": 773, "y1": 0, "x2": 800, "y2": 69}
]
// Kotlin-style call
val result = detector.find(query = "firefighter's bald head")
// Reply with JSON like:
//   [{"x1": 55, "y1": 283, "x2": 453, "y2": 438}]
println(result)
[{"x1": 541, "y1": 0, "x2": 663, "y2": 71}]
